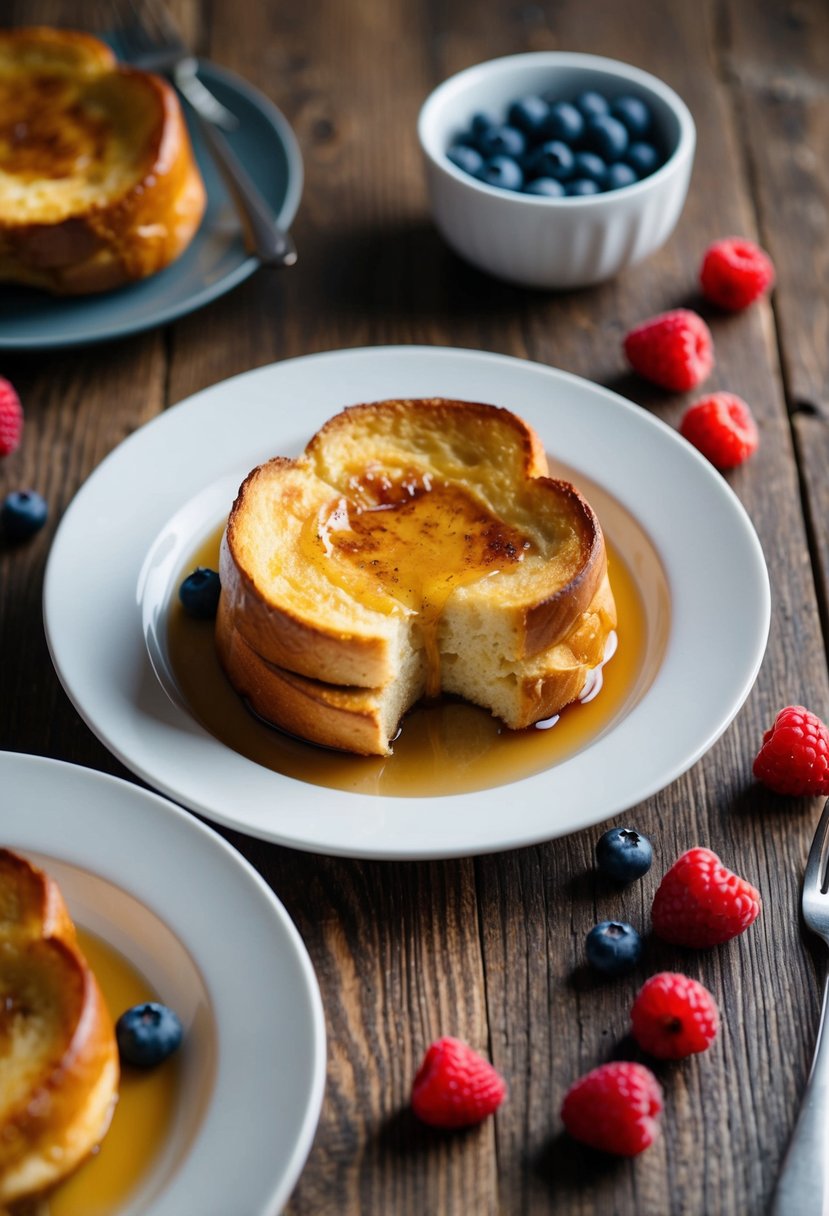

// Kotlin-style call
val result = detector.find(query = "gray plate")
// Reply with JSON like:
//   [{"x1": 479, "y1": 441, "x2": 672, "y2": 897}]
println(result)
[{"x1": 0, "y1": 61, "x2": 303, "y2": 351}]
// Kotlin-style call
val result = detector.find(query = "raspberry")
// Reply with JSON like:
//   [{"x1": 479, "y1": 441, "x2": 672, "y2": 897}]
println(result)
[
  {"x1": 700, "y1": 237, "x2": 775, "y2": 311},
  {"x1": 623, "y1": 309, "x2": 714, "y2": 392},
  {"x1": 411, "y1": 1036, "x2": 506, "y2": 1129},
  {"x1": 651, "y1": 847, "x2": 761, "y2": 948},
  {"x1": 679, "y1": 392, "x2": 759, "y2": 469},
  {"x1": 560, "y1": 1062, "x2": 662, "y2": 1156},
  {"x1": 630, "y1": 972, "x2": 719, "y2": 1059},
  {"x1": 753, "y1": 705, "x2": 829, "y2": 797},
  {"x1": 0, "y1": 377, "x2": 23, "y2": 456}
]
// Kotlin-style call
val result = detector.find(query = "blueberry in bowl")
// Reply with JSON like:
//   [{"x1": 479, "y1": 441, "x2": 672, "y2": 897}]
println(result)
[{"x1": 418, "y1": 51, "x2": 695, "y2": 288}]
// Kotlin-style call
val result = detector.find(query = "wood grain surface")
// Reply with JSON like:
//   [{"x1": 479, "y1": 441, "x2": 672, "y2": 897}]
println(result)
[{"x1": 2, "y1": 1, "x2": 828, "y2": 1214}]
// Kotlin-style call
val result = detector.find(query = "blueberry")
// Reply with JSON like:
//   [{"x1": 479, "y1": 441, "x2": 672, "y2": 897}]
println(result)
[
  {"x1": 610, "y1": 95, "x2": 653, "y2": 138},
  {"x1": 478, "y1": 155, "x2": 524, "y2": 191},
  {"x1": 523, "y1": 177, "x2": 566, "y2": 197},
  {"x1": 585, "y1": 921, "x2": 643, "y2": 975},
  {"x1": 524, "y1": 139, "x2": 574, "y2": 182},
  {"x1": 446, "y1": 143, "x2": 484, "y2": 176},
  {"x1": 470, "y1": 111, "x2": 498, "y2": 138},
  {"x1": 573, "y1": 90, "x2": 610, "y2": 120},
  {"x1": 541, "y1": 101, "x2": 585, "y2": 144},
  {"x1": 595, "y1": 826, "x2": 654, "y2": 881},
  {"x1": 179, "y1": 566, "x2": 221, "y2": 619},
  {"x1": 625, "y1": 141, "x2": 662, "y2": 178},
  {"x1": 507, "y1": 95, "x2": 549, "y2": 136},
  {"x1": 572, "y1": 151, "x2": 607, "y2": 186},
  {"x1": 582, "y1": 114, "x2": 629, "y2": 162},
  {"x1": 1, "y1": 490, "x2": 48, "y2": 541},
  {"x1": 604, "y1": 161, "x2": 638, "y2": 190},
  {"x1": 566, "y1": 178, "x2": 601, "y2": 196},
  {"x1": 475, "y1": 124, "x2": 526, "y2": 159},
  {"x1": 116, "y1": 1002, "x2": 183, "y2": 1068}
]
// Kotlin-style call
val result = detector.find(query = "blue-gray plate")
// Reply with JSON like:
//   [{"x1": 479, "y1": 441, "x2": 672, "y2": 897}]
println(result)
[{"x1": 0, "y1": 61, "x2": 302, "y2": 351}]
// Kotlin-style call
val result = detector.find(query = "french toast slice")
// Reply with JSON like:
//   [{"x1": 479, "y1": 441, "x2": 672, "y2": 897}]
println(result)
[
  {"x1": 0, "y1": 27, "x2": 206, "y2": 295},
  {"x1": 0, "y1": 849, "x2": 119, "y2": 1208},
  {"x1": 218, "y1": 398, "x2": 617, "y2": 755}
]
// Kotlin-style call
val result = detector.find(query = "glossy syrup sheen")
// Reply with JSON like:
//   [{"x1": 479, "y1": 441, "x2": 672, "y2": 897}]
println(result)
[
  {"x1": 25, "y1": 930, "x2": 178, "y2": 1216},
  {"x1": 309, "y1": 467, "x2": 531, "y2": 696},
  {"x1": 166, "y1": 515, "x2": 653, "y2": 798}
]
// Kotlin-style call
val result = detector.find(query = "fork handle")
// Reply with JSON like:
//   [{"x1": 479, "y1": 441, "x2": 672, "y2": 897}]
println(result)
[
  {"x1": 192, "y1": 112, "x2": 297, "y2": 268},
  {"x1": 771, "y1": 971, "x2": 829, "y2": 1215}
]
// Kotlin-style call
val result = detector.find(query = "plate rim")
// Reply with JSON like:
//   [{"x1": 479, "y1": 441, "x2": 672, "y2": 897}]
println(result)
[
  {"x1": 43, "y1": 344, "x2": 771, "y2": 859},
  {"x1": 0, "y1": 749, "x2": 327, "y2": 1215},
  {"x1": 0, "y1": 59, "x2": 303, "y2": 352}
]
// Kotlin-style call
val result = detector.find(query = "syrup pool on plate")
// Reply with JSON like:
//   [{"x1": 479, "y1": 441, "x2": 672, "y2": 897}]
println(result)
[
  {"x1": 20, "y1": 931, "x2": 179, "y2": 1216},
  {"x1": 164, "y1": 469, "x2": 669, "y2": 797}
]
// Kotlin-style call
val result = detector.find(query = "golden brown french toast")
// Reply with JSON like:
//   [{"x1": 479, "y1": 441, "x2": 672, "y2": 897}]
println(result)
[
  {"x1": 0, "y1": 849, "x2": 119, "y2": 1208},
  {"x1": 218, "y1": 398, "x2": 617, "y2": 756},
  {"x1": 0, "y1": 27, "x2": 206, "y2": 295}
]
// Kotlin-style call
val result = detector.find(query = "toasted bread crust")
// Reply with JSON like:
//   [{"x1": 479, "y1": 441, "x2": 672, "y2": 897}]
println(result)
[
  {"x1": 0, "y1": 28, "x2": 206, "y2": 294},
  {"x1": 0, "y1": 849, "x2": 119, "y2": 1206}
]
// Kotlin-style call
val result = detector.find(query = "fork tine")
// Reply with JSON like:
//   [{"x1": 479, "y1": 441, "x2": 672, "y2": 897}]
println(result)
[{"x1": 803, "y1": 798, "x2": 829, "y2": 898}]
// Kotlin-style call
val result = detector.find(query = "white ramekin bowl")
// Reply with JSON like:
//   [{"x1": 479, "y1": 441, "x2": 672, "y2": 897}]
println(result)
[{"x1": 418, "y1": 52, "x2": 696, "y2": 290}]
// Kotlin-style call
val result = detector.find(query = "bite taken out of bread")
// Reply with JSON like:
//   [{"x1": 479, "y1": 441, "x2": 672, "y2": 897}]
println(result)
[
  {"x1": 0, "y1": 27, "x2": 206, "y2": 295},
  {"x1": 0, "y1": 849, "x2": 119, "y2": 1209},
  {"x1": 218, "y1": 398, "x2": 617, "y2": 756}
]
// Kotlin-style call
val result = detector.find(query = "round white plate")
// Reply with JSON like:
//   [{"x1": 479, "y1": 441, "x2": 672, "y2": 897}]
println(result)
[
  {"x1": 0, "y1": 751, "x2": 326, "y2": 1216},
  {"x1": 44, "y1": 346, "x2": 770, "y2": 860}
]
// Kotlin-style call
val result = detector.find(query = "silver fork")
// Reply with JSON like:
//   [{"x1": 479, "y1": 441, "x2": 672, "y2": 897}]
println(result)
[
  {"x1": 771, "y1": 798, "x2": 829, "y2": 1215},
  {"x1": 107, "y1": 0, "x2": 297, "y2": 268}
]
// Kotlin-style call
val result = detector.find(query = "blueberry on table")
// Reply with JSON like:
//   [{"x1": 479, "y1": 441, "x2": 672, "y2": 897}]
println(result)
[
  {"x1": 586, "y1": 921, "x2": 643, "y2": 975},
  {"x1": 566, "y1": 178, "x2": 601, "y2": 196},
  {"x1": 1, "y1": 490, "x2": 47, "y2": 541},
  {"x1": 610, "y1": 95, "x2": 653, "y2": 138},
  {"x1": 478, "y1": 155, "x2": 524, "y2": 191},
  {"x1": 179, "y1": 566, "x2": 221, "y2": 619},
  {"x1": 572, "y1": 89, "x2": 610, "y2": 120},
  {"x1": 116, "y1": 1002, "x2": 183, "y2": 1068},
  {"x1": 507, "y1": 95, "x2": 550, "y2": 135},
  {"x1": 447, "y1": 144, "x2": 484, "y2": 176},
  {"x1": 476, "y1": 123, "x2": 526, "y2": 159},
  {"x1": 571, "y1": 151, "x2": 607, "y2": 186},
  {"x1": 541, "y1": 100, "x2": 585, "y2": 144},
  {"x1": 524, "y1": 139, "x2": 575, "y2": 182},
  {"x1": 595, "y1": 826, "x2": 653, "y2": 881},
  {"x1": 604, "y1": 161, "x2": 638, "y2": 190},
  {"x1": 523, "y1": 177, "x2": 566, "y2": 197},
  {"x1": 625, "y1": 141, "x2": 662, "y2": 177},
  {"x1": 582, "y1": 114, "x2": 629, "y2": 162}
]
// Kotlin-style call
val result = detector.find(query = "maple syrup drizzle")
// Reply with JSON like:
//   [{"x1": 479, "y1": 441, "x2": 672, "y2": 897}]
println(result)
[
  {"x1": 308, "y1": 467, "x2": 531, "y2": 697},
  {"x1": 165, "y1": 508, "x2": 664, "y2": 797},
  {"x1": 16, "y1": 931, "x2": 179, "y2": 1216}
]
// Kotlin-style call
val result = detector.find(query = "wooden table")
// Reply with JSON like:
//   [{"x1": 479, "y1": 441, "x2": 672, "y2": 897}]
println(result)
[{"x1": 3, "y1": 1, "x2": 829, "y2": 1212}]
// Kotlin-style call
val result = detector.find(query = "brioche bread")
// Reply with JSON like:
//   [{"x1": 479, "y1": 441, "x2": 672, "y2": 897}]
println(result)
[
  {"x1": 0, "y1": 27, "x2": 206, "y2": 295},
  {"x1": 0, "y1": 849, "x2": 119, "y2": 1207},
  {"x1": 218, "y1": 398, "x2": 617, "y2": 755}
]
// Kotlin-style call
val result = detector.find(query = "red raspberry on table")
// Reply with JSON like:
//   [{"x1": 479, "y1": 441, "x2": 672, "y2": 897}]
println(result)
[
  {"x1": 651, "y1": 847, "x2": 761, "y2": 948},
  {"x1": 679, "y1": 392, "x2": 759, "y2": 469},
  {"x1": 411, "y1": 1036, "x2": 506, "y2": 1129},
  {"x1": 560, "y1": 1061, "x2": 663, "y2": 1156},
  {"x1": 631, "y1": 972, "x2": 719, "y2": 1060},
  {"x1": 0, "y1": 377, "x2": 23, "y2": 456},
  {"x1": 700, "y1": 237, "x2": 775, "y2": 310},
  {"x1": 753, "y1": 705, "x2": 829, "y2": 797},
  {"x1": 623, "y1": 309, "x2": 714, "y2": 392}
]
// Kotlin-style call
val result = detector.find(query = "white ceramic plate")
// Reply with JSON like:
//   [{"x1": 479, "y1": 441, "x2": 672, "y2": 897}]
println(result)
[
  {"x1": 44, "y1": 346, "x2": 770, "y2": 859},
  {"x1": 0, "y1": 751, "x2": 326, "y2": 1215}
]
